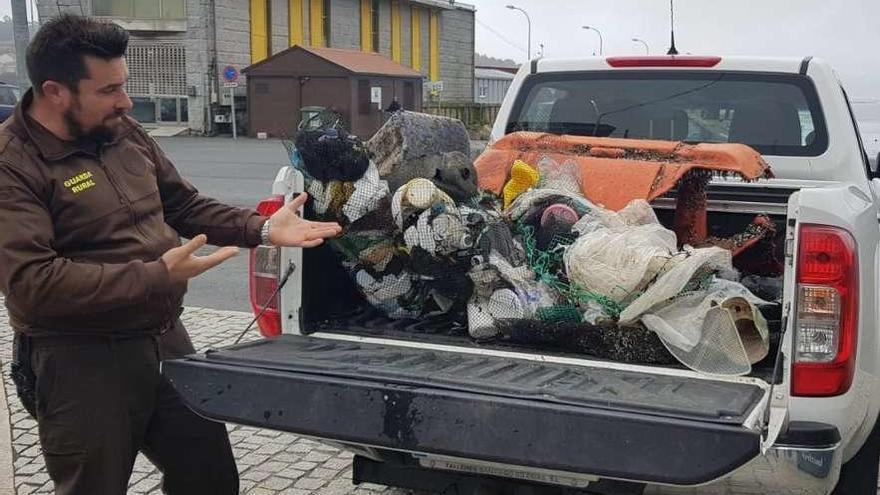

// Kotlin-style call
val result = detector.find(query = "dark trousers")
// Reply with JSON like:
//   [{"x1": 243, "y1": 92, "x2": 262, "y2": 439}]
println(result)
[{"x1": 16, "y1": 321, "x2": 239, "y2": 495}]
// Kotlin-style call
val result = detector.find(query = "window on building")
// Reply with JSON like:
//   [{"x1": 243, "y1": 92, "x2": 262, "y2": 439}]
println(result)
[
  {"x1": 131, "y1": 97, "x2": 157, "y2": 123},
  {"x1": 130, "y1": 97, "x2": 190, "y2": 123},
  {"x1": 161, "y1": 0, "x2": 185, "y2": 21},
  {"x1": 323, "y1": 0, "x2": 331, "y2": 46},
  {"x1": 159, "y1": 98, "x2": 178, "y2": 122},
  {"x1": 93, "y1": 0, "x2": 185, "y2": 19},
  {"x1": 371, "y1": 0, "x2": 380, "y2": 52},
  {"x1": 125, "y1": 42, "x2": 187, "y2": 96},
  {"x1": 361, "y1": 0, "x2": 380, "y2": 52},
  {"x1": 429, "y1": 10, "x2": 440, "y2": 81},
  {"x1": 478, "y1": 85, "x2": 488, "y2": 99}
]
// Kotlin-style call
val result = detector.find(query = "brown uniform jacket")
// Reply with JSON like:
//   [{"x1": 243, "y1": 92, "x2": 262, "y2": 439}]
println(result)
[{"x1": 0, "y1": 90, "x2": 266, "y2": 336}]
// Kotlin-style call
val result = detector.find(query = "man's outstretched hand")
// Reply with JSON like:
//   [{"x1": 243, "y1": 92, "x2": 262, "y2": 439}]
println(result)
[
  {"x1": 159, "y1": 194, "x2": 338, "y2": 284},
  {"x1": 268, "y1": 193, "x2": 342, "y2": 248},
  {"x1": 162, "y1": 234, "x2": 239, "y2": 284}
]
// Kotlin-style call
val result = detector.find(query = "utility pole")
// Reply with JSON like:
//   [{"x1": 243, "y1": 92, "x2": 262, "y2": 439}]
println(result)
[
  {"x1": 506, "y1": 5, "x2": 531, "y2": 61},
  {"x1": 582, "y1": 26, "x2": 603, "y2": 56},
  {"x1": 11, "y1": 0, "x2": 31, "y2": 90},
  {"x1": 632, "y1": 37, "x2": 650, "y2": 55}
]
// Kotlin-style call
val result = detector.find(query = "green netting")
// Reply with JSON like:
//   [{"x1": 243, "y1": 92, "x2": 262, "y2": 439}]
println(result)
[
  {"x1": 535, "y1": 305, "x2": 582, "y2": 323},
  {"x1": 517, "y1": 223, "x2": 626, "y2": 319}
]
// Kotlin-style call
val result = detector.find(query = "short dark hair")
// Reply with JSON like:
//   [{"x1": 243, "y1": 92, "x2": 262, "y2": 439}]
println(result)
[{"x1": 26, "y1": 14, "x2": 129, "y2": 95}]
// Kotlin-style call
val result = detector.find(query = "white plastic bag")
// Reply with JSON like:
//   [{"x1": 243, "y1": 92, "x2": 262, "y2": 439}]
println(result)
[
  {"x1": 564, "y1": 200, "x2": 678, "y2": 304},
  {"x1": 618, "y1": 247, "x2": 733, "y2": 322},
  {"x1": 617, "y1": 247, "x2": 771, "y2": 376},
  {"x1": 638, "y1": 278, "x2": 770, "y2": 376},
  {"x1": 536, "y1": 157, "x2": 582, "y2": 194}
]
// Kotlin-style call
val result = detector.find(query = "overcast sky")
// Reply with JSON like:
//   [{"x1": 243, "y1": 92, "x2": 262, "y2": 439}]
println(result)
[
  {"x1": 472, "y1": 0, "x2": 880, "y2": 99},
  {"x1": 0, "y1": 0, "x2": 876, "y2": 98}
]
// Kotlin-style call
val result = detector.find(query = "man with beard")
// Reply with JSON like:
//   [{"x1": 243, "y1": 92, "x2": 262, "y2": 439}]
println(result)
[{"x1": 0, "y1": 14, "x2": 341, "y2": 495}]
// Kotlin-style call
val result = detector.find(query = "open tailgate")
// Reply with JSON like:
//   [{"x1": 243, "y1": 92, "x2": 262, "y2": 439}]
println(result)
[{"x1": 163, "y1": 335, "x2": 769, "y2": 485}]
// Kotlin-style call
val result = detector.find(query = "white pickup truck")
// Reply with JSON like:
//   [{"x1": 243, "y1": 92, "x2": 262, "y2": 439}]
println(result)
[{"x1": 164, "y1": 55, "x2": 880, "y2": 495}]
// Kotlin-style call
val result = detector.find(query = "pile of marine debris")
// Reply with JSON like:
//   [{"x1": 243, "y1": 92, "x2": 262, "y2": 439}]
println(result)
[{"x1": 286, "y1": 111, "x2": 781, "y2": 376}]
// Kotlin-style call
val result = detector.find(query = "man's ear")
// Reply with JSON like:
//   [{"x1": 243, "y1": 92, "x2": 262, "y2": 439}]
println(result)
[{"x1": 40, "y1": 81, "x2": 71, "y2": 105}]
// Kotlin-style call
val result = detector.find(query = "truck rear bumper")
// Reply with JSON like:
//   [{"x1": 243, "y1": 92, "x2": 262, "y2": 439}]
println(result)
[
  {"x1": 647, "y1": 443, "x2": 840, "y2": 495},
  {"x1": 345, "y1": 423, "x2": 842, "y2": 495},
  {"x1": 640, "y1": 421, "x2": 843, "y2": 495}
]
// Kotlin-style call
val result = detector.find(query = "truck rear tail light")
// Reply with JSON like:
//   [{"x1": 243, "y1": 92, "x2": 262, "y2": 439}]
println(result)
[
  {"x1": 249, "y1": 195, "x2": 284, "y2": 337},
  {"x1": 795, "y1": 286, "x2": 840, "y2": 361},
  {"x1": 605, "y1": 56, "x2": 722, "y2": 68},
  {"x1": 792, "y1": 225, "x2": 858, "y2": 397}
]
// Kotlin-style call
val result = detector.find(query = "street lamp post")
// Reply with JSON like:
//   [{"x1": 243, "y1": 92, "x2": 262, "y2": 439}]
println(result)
[
  {"x1": 632, "y1": 37, "x2": 649, "y2": 55},
  {"x1": 506, "y1": 5, "x2": 531, "y2": 61},
  {"x1": 582, "y1": 26, "x2": 603, "y2": 55}
]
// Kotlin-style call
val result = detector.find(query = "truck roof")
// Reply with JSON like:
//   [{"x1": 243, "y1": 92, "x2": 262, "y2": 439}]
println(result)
[{"x1": 532, "y1": 55, "x2": 822, "y2": 76}]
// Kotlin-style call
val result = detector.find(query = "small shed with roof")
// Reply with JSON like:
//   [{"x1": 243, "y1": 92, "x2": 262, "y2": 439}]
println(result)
[{"x1": 243, "y1": 45, "x2": 424, "y2": 139}]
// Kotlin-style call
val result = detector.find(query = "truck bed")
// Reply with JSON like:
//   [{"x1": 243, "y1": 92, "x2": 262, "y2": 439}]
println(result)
[{"x1": 298, "y1": 195, "x2": 789, "y2": 378}]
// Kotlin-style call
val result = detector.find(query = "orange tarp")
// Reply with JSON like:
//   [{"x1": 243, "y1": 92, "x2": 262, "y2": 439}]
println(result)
[{"x1": 475, "y1": 132, "x2": 772, "y2": 211}]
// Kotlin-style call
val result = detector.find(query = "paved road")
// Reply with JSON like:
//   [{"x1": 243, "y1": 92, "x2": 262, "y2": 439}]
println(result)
[{"x1": 159, "y1": 136, "x2": 290, "y2": 313}]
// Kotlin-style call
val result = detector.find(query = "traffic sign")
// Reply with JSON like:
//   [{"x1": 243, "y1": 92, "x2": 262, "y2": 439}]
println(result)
[
  {"x1": 223, "y1": 82, "x2": 239, "y2": 88},
  {"x1": 222, "y1": 65, "x2": 239, "y2": 83}
]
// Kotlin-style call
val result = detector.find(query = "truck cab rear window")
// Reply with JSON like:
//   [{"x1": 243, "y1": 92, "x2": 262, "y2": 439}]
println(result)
[{"x1": 506, "y1": 71, "x2": 828, "y2": 157}]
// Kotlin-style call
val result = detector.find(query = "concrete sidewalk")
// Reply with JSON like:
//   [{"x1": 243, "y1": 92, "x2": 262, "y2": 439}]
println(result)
[{"x1": 0, "y1": 305, "x2": 410, "y2": 495}]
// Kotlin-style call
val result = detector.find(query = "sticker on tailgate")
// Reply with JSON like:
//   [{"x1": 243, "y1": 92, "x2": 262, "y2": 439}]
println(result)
[{"x1": 415, "y1": 454, "x2": 596, "y2": 489}]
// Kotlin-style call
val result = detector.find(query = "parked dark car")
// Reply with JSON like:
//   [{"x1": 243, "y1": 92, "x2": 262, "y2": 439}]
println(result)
[{"x1": 0, "y1": 83, "x2": 20, "y2": 122}]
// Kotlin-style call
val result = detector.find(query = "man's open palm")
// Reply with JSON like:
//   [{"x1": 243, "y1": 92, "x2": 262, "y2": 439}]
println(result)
[
  {"x1": 268, "y1": 193, "x2": 342, "y2": 248},
  {"x1": 161, "y1": 235, "x2": 239, "y2": 283}
]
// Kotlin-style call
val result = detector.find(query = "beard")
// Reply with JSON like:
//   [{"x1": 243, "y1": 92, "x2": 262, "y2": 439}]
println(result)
[{"x1": 63, "y1": 100, "x2": 124, "y2": 145}]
